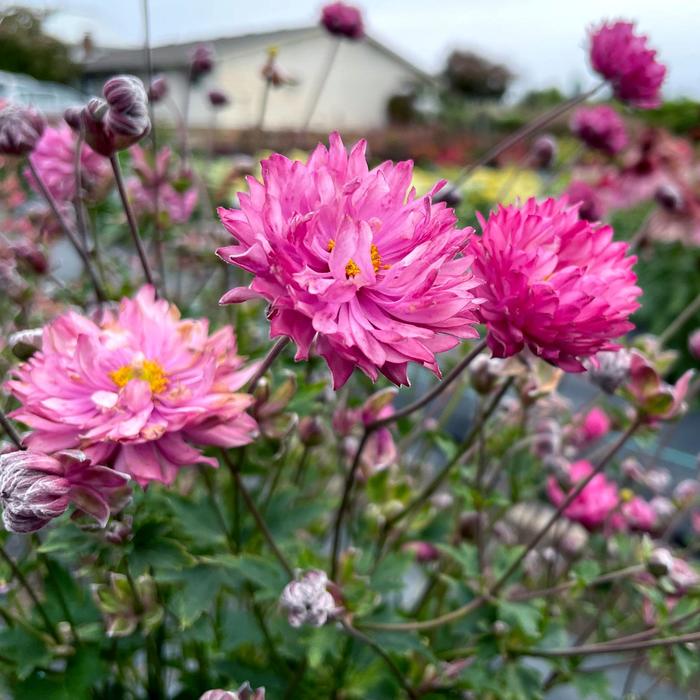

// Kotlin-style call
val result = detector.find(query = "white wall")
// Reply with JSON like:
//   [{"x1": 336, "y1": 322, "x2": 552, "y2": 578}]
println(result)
[{"x1": 153, "y1": 33, "x2": 423, "y2": 132}]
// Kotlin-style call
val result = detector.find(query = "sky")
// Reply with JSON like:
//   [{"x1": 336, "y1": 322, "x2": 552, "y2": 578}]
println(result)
[{"x1": 5, "y1": 0, "x2": 700, "y2": 99}]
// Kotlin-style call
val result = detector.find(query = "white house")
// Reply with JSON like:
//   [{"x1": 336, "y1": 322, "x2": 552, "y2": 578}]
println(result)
[{"x1": 80, "y1": 26, "x2": 433, "y2": 132}]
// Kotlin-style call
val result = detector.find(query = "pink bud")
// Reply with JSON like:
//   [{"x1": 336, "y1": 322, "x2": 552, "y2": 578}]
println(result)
[
  {"x1": 321, "y1": 2, "x2": 364, "y2": 39},
  {"x1": 147, "y1": 76, "x2": 169, "y2": 103},
  {"x1": 207, "y1": 89, "x2": 230, "y2": 108},
  {"x1": 190, "y1": 45, "x2": 215, "y2": 81},
  {"x1": 689, "y1": 329, "x2": 700, "y2": 361},
  {"x1": 403, "y1": 541, "x2": 440, "y2": 563}
]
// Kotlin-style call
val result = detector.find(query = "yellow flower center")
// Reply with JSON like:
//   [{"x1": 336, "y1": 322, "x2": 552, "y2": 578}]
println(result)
[
  {"x1": 327, "y1": 239, "x2": 389, "y2": 279},
  {"x1": 109, "y1": 359, "x2": 168, "y2": 394}
]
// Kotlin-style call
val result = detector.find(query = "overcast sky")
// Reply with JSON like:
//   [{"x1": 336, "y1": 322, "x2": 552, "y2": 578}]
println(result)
[{"x1": 6, "y1": 0, "x2": 700, "y2": 98}]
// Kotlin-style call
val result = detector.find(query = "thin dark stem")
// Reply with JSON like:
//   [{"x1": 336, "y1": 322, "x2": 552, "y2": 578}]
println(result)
[
  {"x1": 73, "y1": 128, "x2": 89, "y2": 251},
  {"x1": 0, "y1": 407, "x2": 24, "y2": 450},
  {"x1": 370, "y1": 338, "x2": 488, "y2": 431},
  {"x1": 330, "y1": 429, "x2": 370, "y2": 580},
  {"x1": 658, "y1": 291, "x2": 700, "y2": 346},
  {"x1": 452, "y1": 84, "x2": 604, "y2": 189},
  {"x1": 340, "y1": 620, "x2": 417, "y2": 699},
  {"x1": 246, "y1": 337, "x2": 290, "y2": 393},
  {"x1": 221, "y1": 451, "x2": 294, "y2": 578},
  {"x1": 301, "y1": 37, "x2": 341, "y2": 132},
  {"x1": 0, "y1": 545, "x2": 60, "y2": 643},
  {"x1": 512, "y1": 629, "x2": 700, "y2": 657},
  {"x1": 109, "y1": 155, "x2": 157, "y2": 290},
  {"x1": 293, "y1": 444, "x2": 310, "y2": 486},
  {"x1": 200, "y1": 467, "x2": 235, "y2": 551},
  {"x1": 26, "y1": 159, "x2": 106, "y2": 302},
  {"x1": 39, "y1": 552, "x2": 80, "y2": 645}
]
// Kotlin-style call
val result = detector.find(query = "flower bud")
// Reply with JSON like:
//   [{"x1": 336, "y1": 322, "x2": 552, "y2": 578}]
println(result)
[
  {"x1": 208, "y1": 89, "x2": 230, "y2": 108},
  {"x1": 689, "y1": 329, "x2": 700, "y2": 361},
  {"x1": 655, "y1": 184, "x2": 684, "y2": 213},
  {"x1": 403, "y1": 541, "x2": 440, "y2": 563},
  {"x1": 0, "y1": 451, "x2": 71, "y2": 533},
  {"x1": 190, "y1": 44, "x2": 214, "y2": 81},
  {"x1": 647, "y1": 547, "x2": 674, "y2": 577},
  {"x1": 103, "y1": 75, "x2": 151, "y2": 148},
  {"x1": 469, "y1": 354, "x2": 503, "y2": 395},
  {"x1": 298, "y1": 416, "x2": 323, "y2": 447},
  {"x1": 531, "y1": 134, "x2": 557, "y2": 169},
  {"x1": 492, "y1": 620, "x2": 510, "y2": 636},
  {"x1": 147, "y1": 76, "x2": 169, "y2": 103},
  {"x1": 0, "y1": 103, "x2": 46, "y2": 156},
  {"x1": 673, "y1": 479, "x2": 700, "y2": 505},
  {"x1": 8, "y1": 328, "x2": 43, "y2": 360},
  {"x1": 81, "y1": 76, "x2": 150, "y2": 156},
  {"x1": 649, "y1": 496, "x2": 675, "y2": 522},
  {"x1": 279, "y1": 570, "x2": 338, "y2": 628},
  {"x1": 63, "y1": 106, "x2": 82, "y2": 132},
  {"x1": 321, "y1": 2, "x2": 364, "y2": 39},
  {"x1": 200, "y1": 685, "x2": 265, "y2": 700},
  {"x1": 583, "y1": 349, "x2": 631, "y2": 394}
]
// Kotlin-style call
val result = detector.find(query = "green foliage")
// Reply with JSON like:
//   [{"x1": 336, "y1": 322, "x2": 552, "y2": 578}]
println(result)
[{"x1": 0, "y1": 7, "x2": 78, "y2": 84}]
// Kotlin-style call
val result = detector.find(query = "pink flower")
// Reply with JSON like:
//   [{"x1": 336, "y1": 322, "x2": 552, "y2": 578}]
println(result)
[
  {"x1": 589, "y1": 21, "x2": 666, "y2": 109},
  {"x1": 580, "y1": 407, "x2": 611, "y2": 442},
  {"x1": 321, "y1": 2, "x2": 364, "y2": 39},
  {"x1": 0, "y1": 449, "x2": 129, "y2": 533},
  {"x1": 217, "y1": 133, "x2": 481, "y2": 389},
  {"x1": 7, "y1": 287, "x2": 258, "y2": 486},
  {"x1": 127, "y1": 145, "x2": 198, "y2": 225},
  {"x1": 471, "y1": 197, "x2": 640, "y2": 371},
  {"x1": 622, "y1": 496, "x2": 656, "y2": 532},
  {"x1": 570, "y1": 105, "x2": 628, "y2": 155},
  {"x1": 25, "y1": 125, "x2": 109, "y2": 203},
  {"x1": 547, "y1": 459, "x2": 622, "y2": 531}
]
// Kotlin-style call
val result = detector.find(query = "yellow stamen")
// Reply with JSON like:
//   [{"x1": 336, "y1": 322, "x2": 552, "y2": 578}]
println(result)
[
  {"x1": 327, "y1": 239, "x2": 390, "y2": 279},
  {"x1": 109, "y1": 359, "x2": 168, "y2": 394}
]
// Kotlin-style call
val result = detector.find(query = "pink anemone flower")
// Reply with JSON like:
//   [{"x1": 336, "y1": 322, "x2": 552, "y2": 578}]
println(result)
[
  {"x1": 589, "y1": 20, "x2": 666, "y2": 109},
  {"x1": 7, "y1": 287, "x2": 258, "y2": 486},
  {"x1": 25, "y1": 124, "x2": 109, "y2": 203},
  {"x1": 470, "y1": 197, "x2": 640, "y2": 372},
  {"x1": 217, "y1": 132, "x2": 482, "y2": 389}
]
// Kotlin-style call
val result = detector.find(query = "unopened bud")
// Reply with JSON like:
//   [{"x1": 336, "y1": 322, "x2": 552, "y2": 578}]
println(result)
[
  {"x1": 279, "y1": 570, "x2": 338, "y2": 628},
  {"x1": 655, "y1": 184, "x2": 684, "y2": 213},
  {"x1": 191, "y1": 45, "x2": 214, "y2": 81},
  {"x1": 0, "y1": 103, "x2": 46, "y2": 156},
  {"x1": 647, "y1": 548, "x2": 674, "y2": 577},
  {"x1": 531, "y1": 134, "x2": 557, "y2": 169},
  {"x1": 208, "y1": 89, "x2": 230, "y2": 108},
  {"x1": 147, "y1": 76, "x2": 169, "y2": 103},
  {"x1": 298, "y1": 416, "x2": 323, "y2": 447},
  {"x1": 8, "y1": 328, "x2": 43, "y2": 360}
]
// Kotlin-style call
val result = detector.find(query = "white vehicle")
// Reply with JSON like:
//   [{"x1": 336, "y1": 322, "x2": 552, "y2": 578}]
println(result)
[{"x1": 0, "y1": 70, "x2": 86, "y2": 116}]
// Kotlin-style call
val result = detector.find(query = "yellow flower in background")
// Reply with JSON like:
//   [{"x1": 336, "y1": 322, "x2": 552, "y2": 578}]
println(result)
[{"x1": 463, "y1": 167, "x2": 542, "y2": 207}]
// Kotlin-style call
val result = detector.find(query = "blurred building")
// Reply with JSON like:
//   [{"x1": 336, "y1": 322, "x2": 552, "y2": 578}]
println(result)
[{"x1": 80, "y1": 27, "x2": 433, "y2": 132}]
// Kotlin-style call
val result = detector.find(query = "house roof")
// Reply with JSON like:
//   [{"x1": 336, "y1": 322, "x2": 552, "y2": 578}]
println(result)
[{"x1": 80, "y1": 25, "x2": 434, "y2": 85}]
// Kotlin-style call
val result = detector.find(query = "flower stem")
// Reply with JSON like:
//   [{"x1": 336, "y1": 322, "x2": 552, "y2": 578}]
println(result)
[
  {"x1": 658, "y1": 290, "x2": 700, "y2": 346},
  {"x1": 301, "y1": 37, "x2": 341, "y2": 133},
  {"x1": 0, "y1": 408, "x2": 24, "y2": 450},
  {"x1": 511, "y1": 629, "x2": 700, "y2": 657},
  {"x1": 246, "y1": 336, "x2": 291, "y2": 393},
  {"x1": 340, "y1": 620, "x2": 418, "y2": 699},
  {"x1": 26, "y1": 159, "x2": 107, "y2": 303},
  {"x1": 109, "y1": 154, "x2": 157, "y2": 291},
  {"x1": 258, "y1": 79, "x2": 271, "y2": 131},
  {"x1": 330, "y1": 429, "x2": 371, "y2": 580},
  {"x1": 370, "y1": 338, "x2": 488, "y2": 430},
  {"x1": 0, "y1": 545, "x2": 60, "y2": 643},
  {"x1": 452, "y1": 83, "x2": 604, "y2": 189},
  {"x1": 221, "y1": 451, "x2": 294, "y2": 578}
]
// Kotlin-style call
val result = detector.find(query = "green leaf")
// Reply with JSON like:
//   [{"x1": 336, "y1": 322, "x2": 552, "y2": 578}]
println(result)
[
  {"x1": 436, "y1": 543, "x2": 479, "y2": 577},
  {"x1": 497, "y1": 600, "x2": 541, "y2": 639},
  {"x1": 129, "y1": 521, "x2": 196, "y2": 573},
  {"x1": 168, "y1": 564, "x2": 229, "y2": 629},
  {"x1": 0, "y1": 628, "x2": 51, "y2": 680},
  {"x1": 572, "y1": 670, "x2": 612, "y2": 699},
  {"x1": 217, "y1": 554, "x2": 289, "y2": 598},
  {"x1": 571, "y1": 560, "x2": 602, "y2": 586}
]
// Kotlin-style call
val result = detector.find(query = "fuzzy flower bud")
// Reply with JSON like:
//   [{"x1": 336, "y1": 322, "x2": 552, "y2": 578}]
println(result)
[
  {"x1": 673, "y1": 479, "x2": 700, "y2": 505},
  {"x1": 689, "y1": 329, "x2": 700, "y2": 361},
  {"x1": 200, "y1": 685, "x2": 265, "y2": 700},
  {"x1": 0, "y1": 103, "x2": 46, "y2": 156},
  {"x1": 432, "y1": 184, "x2": 462, "y2": 209},
  {"x1": 531, "y1": 134, "x2": 557, "y2": 169},
  {"x1": 207, "y1": 89, "x2": 230, "y2": 108},
  {"x1": 81, "y1": 76, "x2": 151, "y2": 156},
  {"x1": 8, "y1": 328, "x2": 43, "y2": 360},
  {"x1": 584, "y1": 349, "x2": 632, "y2": 394},
  {"x1": 147, "y1": 76, "x2": 169, "y2": 103},
  {"x1": 63, "y1": 106, "x2": 82, "y2": 132},
  {"x1": 655, "y1": 183, "x2": 684, "y2": 213},
  {"x1": 0, "y1": 449, "x2": 130, "y2": 533},
  {"x1": 279, "y1": 569, "x2": 338, "y2": 628},
  {"x1": 190, "y1": 44, "x2": 214, "y2": 81},
  {"x1": 469, "y1": 354, "x2": 504, "y2": 395},
  {"x1": 647, "y1": 547, "x2": 674, "y2": 577},
  {"x1": 321, "y1": 2, "x2": 364, "y2": 40},
  {"x1": 298, "y1": 416, "x2": 324, "y2": 447}
]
